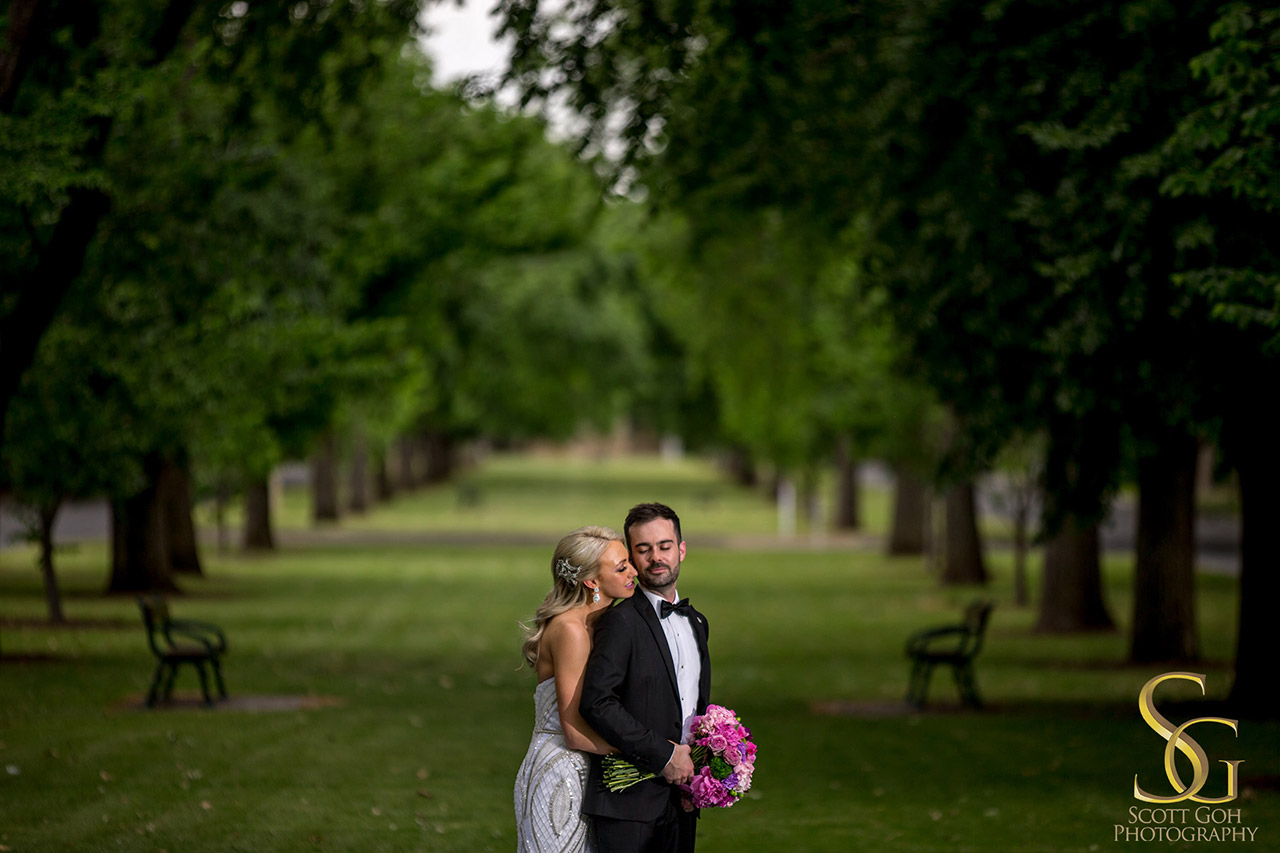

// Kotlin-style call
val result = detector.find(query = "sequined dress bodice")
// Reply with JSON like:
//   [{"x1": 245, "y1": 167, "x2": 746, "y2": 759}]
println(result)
[{"x1": 514, "y1": 678, "x2": 595, "y2": 852}]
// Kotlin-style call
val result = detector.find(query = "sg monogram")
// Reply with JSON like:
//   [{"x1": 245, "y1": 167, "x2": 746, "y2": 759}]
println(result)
[{"x1": 1133, "y1": 672, "x2": 1244, "y2": 804}]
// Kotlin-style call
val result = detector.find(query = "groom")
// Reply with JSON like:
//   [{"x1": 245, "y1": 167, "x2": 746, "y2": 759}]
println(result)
[{"x1": 580, "y1": 502, "x2": 711, "y2": 853}]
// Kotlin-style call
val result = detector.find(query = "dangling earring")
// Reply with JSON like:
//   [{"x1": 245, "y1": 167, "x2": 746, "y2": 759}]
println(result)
[{"x1": 592, "y1": 588, "x2": 601, "y2": 604}]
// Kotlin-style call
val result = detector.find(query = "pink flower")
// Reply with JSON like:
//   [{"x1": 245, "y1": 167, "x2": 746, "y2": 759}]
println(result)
[
  {"x1": 690, "y1": 769, "x2": 721, "y2": 806},
  {"x1": 724, "y1": 743, "x2": 742, "y2": 765},
  {"x1": 708, "y1": 734, "x2": 729, "y2": 753}
]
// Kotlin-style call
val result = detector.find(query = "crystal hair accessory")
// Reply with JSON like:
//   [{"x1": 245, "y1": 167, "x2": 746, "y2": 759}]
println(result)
[{"x1": 555, "y1": 557, "x2": 585, "y2": 583}]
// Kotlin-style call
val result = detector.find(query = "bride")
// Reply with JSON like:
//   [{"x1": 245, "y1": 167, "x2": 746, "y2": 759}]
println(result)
[{"x1": 515, "y1": 526, "x2": 636, "y2": 851}]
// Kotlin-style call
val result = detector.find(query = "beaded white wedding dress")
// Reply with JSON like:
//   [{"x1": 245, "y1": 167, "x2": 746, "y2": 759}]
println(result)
[{"x1": 514, "y1": 677, "x2": 595, "y2": 852}]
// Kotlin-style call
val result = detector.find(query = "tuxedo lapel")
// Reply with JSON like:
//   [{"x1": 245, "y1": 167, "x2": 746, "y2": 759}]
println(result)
[
  {"x1": 691, "y1": 604, "x2": 711, "y2": 712},
  {"x1": 632, "y1": 593, "x2": 680, "y2": 698}
]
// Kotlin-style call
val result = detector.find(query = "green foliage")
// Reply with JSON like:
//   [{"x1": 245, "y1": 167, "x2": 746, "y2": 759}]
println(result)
[
  {"x1": 2, "y1": 0, "x2": 434, "y2": 494},
  {"x1": 494, "y1": 0, "x2": 1280, "y2": 522},
  {"x1": 327, "y1": 51, "x2": 652, "y2": 444},
  {"x1": 3, "y1": 0, "x2": 662, "y2": 517},
  {"x1": 1161, "y1": 3, "x2": 1280, "y2": 345},
  {"x1": 1, "y1": 318, "x2": 145, "y2": 506},
  {"x1": 496, "y1": 1, "x2": 954, "y2": 475}
]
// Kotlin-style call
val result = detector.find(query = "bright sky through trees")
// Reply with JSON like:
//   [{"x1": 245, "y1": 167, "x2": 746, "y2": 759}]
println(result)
[{"x1": 420, "y1": 0, "x2": 511, "y2": 84}]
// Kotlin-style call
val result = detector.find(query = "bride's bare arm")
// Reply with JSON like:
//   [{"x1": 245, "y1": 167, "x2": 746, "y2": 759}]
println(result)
[{"x1": 544, "y1": 619, "x2": 617, "y2": 755}]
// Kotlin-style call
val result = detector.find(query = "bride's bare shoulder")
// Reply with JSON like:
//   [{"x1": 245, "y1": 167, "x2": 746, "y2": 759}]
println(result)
[{"x1": 543, "y1": 611, "x2": 590, "y2": 647}]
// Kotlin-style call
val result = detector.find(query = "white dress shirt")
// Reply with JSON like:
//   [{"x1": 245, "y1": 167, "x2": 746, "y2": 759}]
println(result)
[{"x1": 641, "y1": 586, "x2": 701, "y2": 743}]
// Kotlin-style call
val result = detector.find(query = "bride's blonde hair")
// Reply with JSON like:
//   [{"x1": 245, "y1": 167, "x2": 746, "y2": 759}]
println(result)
[{"x1": 521, "y1": 525, "x2": 622, "y2": 668}]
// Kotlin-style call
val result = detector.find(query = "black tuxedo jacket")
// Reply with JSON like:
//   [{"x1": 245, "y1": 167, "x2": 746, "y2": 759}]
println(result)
[{"x1": 580, "y1": 591, "x2": 711, "y2": 822}]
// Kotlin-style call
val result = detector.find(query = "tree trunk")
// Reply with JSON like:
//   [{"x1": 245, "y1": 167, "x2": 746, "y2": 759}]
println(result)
[
  {"x1": 1035, "y1": 517, "x2": 1114, "y2": 632},
  {"x1": 1012, "y1": 503, "x2": 1030, "y2": 606},
  {"x1": 725, "y1": 447, "x2": 759, "y2": 488},
  {"x1": 888, "y1": 465, "x2": 928, "y2": 555},
  {"x1": 833, "y1": 436, "x2": 859, "y2": 530},
  {"x1": 242, "y1": 477, "x2": 274, "y2": 551},
  {"x1": 311, "y1": 431, "x2": 341, "y2": 523},
  {"x1": 107, "y1": 458, "x2": 178, "y2": 593},
  {"x1": 801, "y1": 469, "x2": 821, "y2": 531},
  {"x1": 373, "y1": 446, "x2": 394, "y2": 502},
  {"x1": 1130, "y1": 431, "x2": 1199, "y2": 663},
  {"x1": 941, "y1": 481, "x2": 988, "y2": 584},
  {"x1": 38, "y1": 500, "x2": 65, "y2": 623},
  {"x1": 348, "y1": 428, "x2": 369, "y2": 514},
  {"x1": 397, "y1": 435, "x2": 418, "y2": 491},
  {"x1": 423, "y1": 429, "x2": 455, "y2": 484},
  {"x1": 158, "y1": 454, "x2": 202, "y2": 576},
  {"x1": 0, "y1": 187, "x2": 110, "y2": 458},
  {"x1": 1226, "y1": 412, "x2": 1280, "y2": 714}
]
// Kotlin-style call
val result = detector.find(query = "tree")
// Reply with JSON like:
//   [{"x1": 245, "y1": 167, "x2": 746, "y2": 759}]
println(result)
[
  {"x1": 340, "y1": 57, "x2": 652, "y2": 456},
  {"x1": 0, "y1": 0, "x2": 195, "y2": 453},
  {"x1": 988, "y1": 434, "x2": 1045, "y2": 607},
  {"x1": 0, "y1": 0, "x2": 427, "y2": 459},
  {"x1": 1160, "y1": 3, "x2": 1280, "y2": 709},
  {"x1": 2, "y1": 316, "x2": 142, "y2": 617}
]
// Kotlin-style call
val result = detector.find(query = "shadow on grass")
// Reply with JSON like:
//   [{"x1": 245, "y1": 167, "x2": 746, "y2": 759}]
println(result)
[
  {"x1": 812, "y1": 697, "x2": 1131, "y2": 719},
  {"x1": 0, "y1": 616, "x2": 134, "y2": 629},
  {"x1": 109, "y1": 693, "x2": 345, "y2": 713},
  {"x1": 813, "y1": 695, "x2": 1280, "y2": 724},
  {"x1": 0, "y1": 652, "x2": 58, "y2": 663}
]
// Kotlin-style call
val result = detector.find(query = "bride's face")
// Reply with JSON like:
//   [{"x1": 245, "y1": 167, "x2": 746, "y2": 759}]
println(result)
[{"x1": 593, "y1": 540, "x2": 637, "y2": 601}]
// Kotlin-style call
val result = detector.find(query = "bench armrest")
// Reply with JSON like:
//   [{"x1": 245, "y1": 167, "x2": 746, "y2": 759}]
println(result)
[
  {"x1": 905, "y1": 625, "x2": 967, "y2": 656},
  {"x1": 166, "y1": 619, "x2": 227, "y2": 653}
]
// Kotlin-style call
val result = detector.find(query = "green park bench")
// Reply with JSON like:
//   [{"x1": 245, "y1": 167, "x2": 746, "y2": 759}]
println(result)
[
  {"x1": 905, "y1": 599, "x2": 994, "y2": 709},
  {"x1": 137, "y1": 595, "x2": 228, "y2": 708}
]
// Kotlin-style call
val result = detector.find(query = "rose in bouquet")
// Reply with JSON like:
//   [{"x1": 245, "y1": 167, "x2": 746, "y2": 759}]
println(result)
[{"x1": 601, "y1": 704, "x2": 756, "y2": 811}]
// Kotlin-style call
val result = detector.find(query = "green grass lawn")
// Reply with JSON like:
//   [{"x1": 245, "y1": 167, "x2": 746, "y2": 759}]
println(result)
[{"x1": 2, "y1": 454, "x2": 1275, "y2": 851}]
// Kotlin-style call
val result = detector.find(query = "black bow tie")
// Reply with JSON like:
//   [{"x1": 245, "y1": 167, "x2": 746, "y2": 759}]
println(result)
[{"x1": 660, "y1": 598, "x2": 694, "y2": 620}]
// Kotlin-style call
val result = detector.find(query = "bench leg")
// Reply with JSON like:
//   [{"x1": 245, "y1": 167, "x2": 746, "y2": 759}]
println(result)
[
  {"x1": 163, "y1": 662, "x2": 181, "y2": 702},
  {"x1": 195, "y1": 662, "x2": 213, "y2": 707},
  {"x1": 953, "y1": 663, "x2": 982, "y2": 709},
  {"x1": 146, "y1": 661, "x2": 168, "y2": 708},
  {"x1": 210, "y1": 657, "x2": 227, "y2": 699},
  {"x1": 907, "y1": 660, "x2": 934, "y2": 708}
]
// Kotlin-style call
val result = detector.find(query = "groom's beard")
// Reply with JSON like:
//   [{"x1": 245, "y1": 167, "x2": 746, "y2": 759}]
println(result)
[{"x1": 639, "y1": 560, "x2": 680, "y2": 593}]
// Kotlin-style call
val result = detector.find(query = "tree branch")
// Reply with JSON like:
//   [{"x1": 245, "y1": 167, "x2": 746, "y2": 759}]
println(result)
[{"x1": 0, "y1": 0, "x2": 51, "y2": 112}]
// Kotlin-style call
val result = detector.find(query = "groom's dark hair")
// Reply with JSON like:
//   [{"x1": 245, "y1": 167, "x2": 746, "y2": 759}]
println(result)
[{"x1": 623, "y1": 502, "x2": 682, "y2": 547}]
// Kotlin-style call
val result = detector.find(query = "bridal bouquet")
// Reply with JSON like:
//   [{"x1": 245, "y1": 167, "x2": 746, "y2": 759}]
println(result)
[{"x1": 602, "y1": 704, "x2": 756, "y2": 810}]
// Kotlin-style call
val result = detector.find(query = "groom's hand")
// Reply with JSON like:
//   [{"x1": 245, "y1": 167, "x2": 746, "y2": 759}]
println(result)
[{"x1": 662, "y1": 743, "x2": 694, "y2": 785}]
